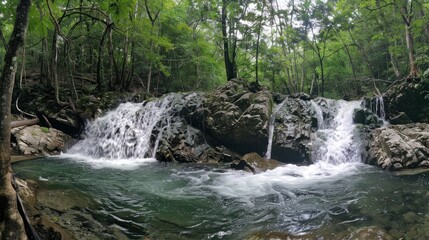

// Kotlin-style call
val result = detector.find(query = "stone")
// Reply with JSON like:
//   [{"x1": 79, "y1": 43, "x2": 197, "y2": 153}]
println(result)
[
  {"x1": 12, "y1": 125, "x2": 72, "y2": 155},
  {"x1": 383, "y1": 82, "x2": 429, "y2": 124},
  {"x1": 353, "y1": 108, "x2": 366, "y2": 125},
  {"x1": 365, "y1": 123, "x2": 429, "y2": 170},
  {"x1": 337, "y1": 226, "x2": 394, "y2": 240},
  {"x1": 244, "y1": 153, "x2": 282, "y2": 172},
  {"x1": 198, "y1": 78, "x2": 272, "y2": 155},
  {"x1": 390, "y1": 112, "x2": 413, "y2": 124}
]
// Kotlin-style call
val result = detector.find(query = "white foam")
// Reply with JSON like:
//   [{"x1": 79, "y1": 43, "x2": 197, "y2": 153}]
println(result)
[
  {"x1": 61, "y1": 153, "x2": 157, "y2": 170},
  {"x1": 171, "y1": 161, "x2": 363, "y2": 206}
]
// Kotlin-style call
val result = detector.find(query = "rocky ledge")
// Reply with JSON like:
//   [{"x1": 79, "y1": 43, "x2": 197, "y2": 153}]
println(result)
[
  {"x1": 12, "y1": 125, "x2": 72, "y2": 156},
  {"x1": 365, "y1": 123, "x2": 429, "y2": 170}
]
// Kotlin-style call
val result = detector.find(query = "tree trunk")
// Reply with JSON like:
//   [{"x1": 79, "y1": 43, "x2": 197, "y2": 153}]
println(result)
[
  {"x1": 221, "y1": 0, "x2": 237, "y2": 81},
  {"x1": 389, "y1": 47, "x2": 401, "y2": 79},
  {"x1": 96, "y1": 24, "x2": 111, "y2": 92},
  {"x1": 404, "y1": 22, "x2": 419, "y2": 79},
  {"x1": 0, "y1": 28, "x2": 7, "y2": 51},
  {"x1": 0, "y1": 1, "x2": 31, "y2": 239},
  {"x1": 319, "y1": 57, "x2": 325, "y2": 97},
  {"x1": 50, "y1": 31, "x2": 63, "y2": 106},
  {"x1": 255, "y1": 1, "x2": 266, "y2": 85}
]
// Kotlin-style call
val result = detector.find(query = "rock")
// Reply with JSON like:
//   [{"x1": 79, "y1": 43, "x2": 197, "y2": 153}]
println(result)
[
  {"x1": 231, "y1": 152, "x2": 282, "y2": 173},
  {"x1": 199, "y1": 78, "x2": 272, "y2": 155},
  {"x1": 270, "y1": 97, "x2": 316, "y2": 163},
  {"x1": 365, "y1": 123, "x2": 429, "y2": 170},
  {"x1": 12, "y1": 125, "x2": 72, "y2": 155},
  {"x1": 390, "y1": 112, "x2": 413, "y2": 124},
  {"x1": 336, "y1": 226, "x2": 394, "y2": 240},
  {"x1": 353, "y1": 108, "x2": 382, "y2": 127},
  {"x1": 247, "y1": 231, "x2": 317, "y2": 240},
  {"x1": 383, "y1": 82, "x2": 429, "y2": 123},
  {"x1": 242, "y1": 153, "x2": 282, "y2": 172},
  {"x1": 353, "y1": 108, "x2": 367, "y2": 125}
]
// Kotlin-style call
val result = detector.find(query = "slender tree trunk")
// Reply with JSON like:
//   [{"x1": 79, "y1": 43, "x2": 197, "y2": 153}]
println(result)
[
  {"x1": 107, "y1": 23, "x2": 118, "y2": 90},
  {"x1": 318, "y1": 57, "x2": 325, "y2": 97},
  {"x1": 389, "y1": 47, "x2": 401, "y2": 79},
  {"x1": 120, "y1": 32, "x2": 129, "y2": 90},
  {"x1": 255, "y1": 1, "x2": 266, "y2": 85},
  {"x1": 96, "y1": 24, "x2": 111, "y2": 92},
  {"x1": 50, "y1": 31, "x2": 62, "y2": 106},
  {"x1": 404, "y1": 22, "x2": 419, "y2": 79},
  {"x1": 0, "y1": 1, "x2": 31, "y2": 239},
  {"x1": 221, "y1": 0, "x2": 236, "y2": 80},
  {"x1": 0, "y1": 29, "x2": 7, "y2": 51}
]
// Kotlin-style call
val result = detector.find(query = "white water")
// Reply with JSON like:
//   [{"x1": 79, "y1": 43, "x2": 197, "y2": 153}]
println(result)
[
  {"x1": 374, "y1": 95, "x2": 388, "y2": 125},
  {"x1": 311, "y1": 99, "x2": 362, "y2": 164},
  {"x1": 171, "y1": 99, "x2": 365, "y2": 204},
  {"x1": 64, "y1": 94, "x2": 179, "y2": 169},
  {"x1": 265, "y1": 98, "x2": 288, "y2": 159}
]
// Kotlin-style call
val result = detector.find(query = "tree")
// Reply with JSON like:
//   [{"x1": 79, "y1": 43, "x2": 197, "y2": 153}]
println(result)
[{"x1": 0, "y1": 0, "x2": 31, "y2": 239}]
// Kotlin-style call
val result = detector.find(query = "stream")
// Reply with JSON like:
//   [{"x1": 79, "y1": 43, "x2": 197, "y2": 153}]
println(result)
[{"x1": 12, "y1": 96, "x2": 429, "y2": 239}]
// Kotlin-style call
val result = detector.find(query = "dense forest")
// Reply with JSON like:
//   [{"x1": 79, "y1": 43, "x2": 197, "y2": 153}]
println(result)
[
  {"x1": 0, "y1": 0, "x2": 428, "y2": 101},
  {"x1": 1, "y1": 1, "x2": 429, "y2": 239}
]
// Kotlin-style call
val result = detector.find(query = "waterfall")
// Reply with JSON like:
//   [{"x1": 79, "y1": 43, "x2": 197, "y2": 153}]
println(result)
[
  {"x1": 68, "y1": 94, "x2": 179, "y2": 160},
  {"x1": 265, "y1": 98, "x2": 288, "y2": 159},
  {"x1": 375, "y1": 96, "x2": 386, "y2": 120},
  {"x1": 311, "y1": 99, "x2": 362, "y2": 164},
  {"x1": 310, "y1": 100, "x2": 325, "y2": 129}
]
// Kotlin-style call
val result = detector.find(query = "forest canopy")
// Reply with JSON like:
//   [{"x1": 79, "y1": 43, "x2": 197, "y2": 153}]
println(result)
[{"x1": 0, "y1": 0, "x2": 428, "y2": 100}]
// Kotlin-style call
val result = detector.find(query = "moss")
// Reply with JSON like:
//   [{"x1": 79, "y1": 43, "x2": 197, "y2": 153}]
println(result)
[{"x1": 41, "y1": 127, "x2": 50, "y2": 133}]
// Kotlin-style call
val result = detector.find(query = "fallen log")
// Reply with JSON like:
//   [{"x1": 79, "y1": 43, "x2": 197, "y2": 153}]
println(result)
[{"x1": 11, "y1": 118, "x2": 39, "y2": 129}]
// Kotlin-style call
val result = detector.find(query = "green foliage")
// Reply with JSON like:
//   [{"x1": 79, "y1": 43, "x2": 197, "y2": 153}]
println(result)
[{"x1": 1, "y1": 0, "x2": 428, "y2": 100}]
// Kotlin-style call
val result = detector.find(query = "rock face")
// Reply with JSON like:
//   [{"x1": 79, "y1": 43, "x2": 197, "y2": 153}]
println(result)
[
  {"x1": 200, "y1": 79, "x2": 272, "y2": 155},
  {"x1": 12, "y1": 125, "x2": 71, "y2": 155},
  {"x1": 365, "y1": 123, "x2": 429, "y2": 170},
  {"x1": 154, "y1": 79, "x2": 319, "y2": 165},
  {"x1": 270, "y1": 96, "x2": 317, "y2": 163},
  {"x1": 383, "y1": 81, "x2": 429, "y2": 124}
]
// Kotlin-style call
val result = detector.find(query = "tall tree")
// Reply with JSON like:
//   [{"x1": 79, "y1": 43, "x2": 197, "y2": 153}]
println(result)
[{"x1": 0, "y1": 0, "x2": 31, "y2": 239}]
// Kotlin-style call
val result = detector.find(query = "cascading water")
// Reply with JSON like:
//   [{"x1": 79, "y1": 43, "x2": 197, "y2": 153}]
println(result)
[
  {"x1": 265, "y1": 98, "x2": 288, "y2": 159},
  {"x1": 17, "y1": 97, "x2": 395, "y2": 239},
  {"x1": 375, "y1": 95, "x2": 386, "y2": 120},
  {"x1": 371, "y1": 95, "x2": 388, "y2": 125},
  {"x1": 311, "y1": 99, "x2": 362, "y2": 164},
  {"x1": 65, "y1": 94, "x2": 180, "y2": 169}
]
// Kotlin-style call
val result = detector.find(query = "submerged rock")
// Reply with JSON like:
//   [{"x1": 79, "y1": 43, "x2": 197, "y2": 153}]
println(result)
[
  {"x1": 336, "y1": 226, "x2": 394, "y2": 240},
  {"x1": 365, "y1": 123, "x2": 429, "y2": 170}
]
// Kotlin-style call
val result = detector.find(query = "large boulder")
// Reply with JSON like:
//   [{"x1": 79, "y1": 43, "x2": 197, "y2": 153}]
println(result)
[
  {"x1": 383, "y1": 81, "x2": 429, "y2": 123},
  {"x1": 270, "y1": 96, "x2": 317, "y2": 163},
  {"x1": 12, "y1": 125, "x2": 72, "y2": 155},
  {"x1": 365, "y1": 123, "x2": 429, "y2": 170},
  {"x1": 199, "y1": 79, "x2": 272, "y2": 155}
]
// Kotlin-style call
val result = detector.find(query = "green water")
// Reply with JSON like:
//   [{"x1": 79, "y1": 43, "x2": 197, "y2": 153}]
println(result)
[{"x1": 13, "y1": 157, "x2": 429, "y2": 239}]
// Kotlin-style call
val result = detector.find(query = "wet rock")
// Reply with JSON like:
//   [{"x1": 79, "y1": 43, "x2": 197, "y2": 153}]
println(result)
[
  {"x1": 337, "y1": 226, "x2": 394, "y2": 240},
  {"x1": 247, "y1": 231, "x2": 318, "y2": 240},
  {"x1": 199, "y1": 78, "x2": 272, "y2": 155},
  {"x1": 270, "y1": 97, "x2": 316, "y2": 163},
  {"x1": 12, "y1": 125, "x2": 72, "y2": 155},
  {"x1": 353, "y1": 108, "x2": 382, "y2": 128},
  {"x1": 242, "y1": 152, "x2": 282, "y2": 172},
  {"x1": 365, "y1": 123, "x2": 429, "y2": 170}
]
